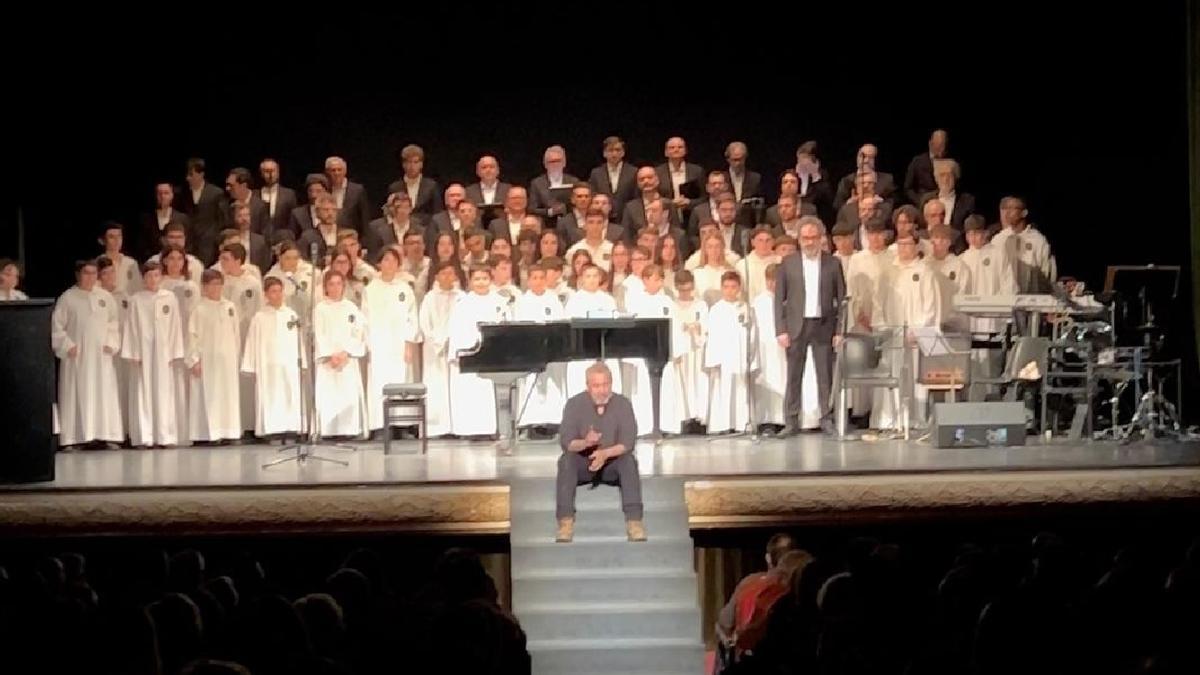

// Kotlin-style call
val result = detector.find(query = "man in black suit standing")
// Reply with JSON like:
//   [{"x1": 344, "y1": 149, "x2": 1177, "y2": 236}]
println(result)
[
  {"x1": 687, "y1": 171, "x2": 731, "y2": 235},
  {"x1": 488, "y1": 186, "x2": 532, "y2": 246},
  {"x1": 426, "y1": 183, "x2": 467, "y2": 251},
  {"x1": 722, "y1": 141, "x2": 762, "y2": 203},
  {"x1": 289, "y1": 174, "x2": 333, "y2": 235},
  {"x1": 464, "y1": 155, "x2": 510, "y2": 207},
  {"x1": 176, "y1": 158, "x2": 228, "y2": 265},
  {"x1": 588, "y1": 136, "x2": 638, "y2": 218},
  {"x1": 387, "y1": 144, "x2": 442, "y2": 223},
  {"x1": 364, "y1": 192, "x2": 421, "y2": 264},
  {"x1": 622, "y1": 165, "x2": 682, "y2": 233},
  {"x1": 833, "y1": 143, "x2": 897, "y2": 211},
  {"x1": 141, "y1": 182, "x2": 189, "y2": 259},
  {"x1": 919, "y1": 158, "x2": 975, "y2": 229},
  {"x1": 230, "y1": 202, "x2": 272, "y2": 273},
  {"x1": 257, "y1": 158, "x2": 298, "y2": 237},
  {"x1": 773, "y1": 217, "x2": 846, "y2": 435},
  {"x1": 904, "y1": 129, "x2": 949, "y2": 206},
  {"x1": 325, "y1": 156, "x2": 372, "y2": 233},
  {"x1": 225, "y1": 167, "x2": 271, "y2": 238},
  {"x1": 529, "y1": 145, "x2": 578, "y2": 218},
  {"x1": 655, "y1": 137, "x2": 704, "y2": 211}
]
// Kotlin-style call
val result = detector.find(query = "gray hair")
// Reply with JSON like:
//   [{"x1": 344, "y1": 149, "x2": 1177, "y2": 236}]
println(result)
[
  {"x1": 797, "y1": 215, "x2": 826, "y2": 235},
  {"x1": 543, "y1": 145, "x2": 566, "y2": 161},
  {"x1": 933, "y1": 158, "x2": 961, "y2": 179},
  {"x1": 585, "y1": 361, "x2": 613, "y2": 381},
  {"x1": 324, "y1": 156, "x2": 346, "y2": 169},
  {"x1": 725, "y1": 141, "x2": 748, "y2": 157}
]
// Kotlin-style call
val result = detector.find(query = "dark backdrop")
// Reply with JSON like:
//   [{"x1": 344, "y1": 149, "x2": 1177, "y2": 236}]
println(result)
[{"x1": 5, "y1": 4, "x2": 1195, "y2": 398}]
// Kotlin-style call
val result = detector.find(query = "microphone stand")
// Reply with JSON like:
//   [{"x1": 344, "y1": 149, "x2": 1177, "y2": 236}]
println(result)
[{"x1": 264, "y1": 258, "x2": 351, "y2": 468}]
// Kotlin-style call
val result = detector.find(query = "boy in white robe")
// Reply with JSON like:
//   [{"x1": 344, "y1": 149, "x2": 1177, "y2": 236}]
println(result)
[
  {"x1": 0, "y1": 259, "x2": 28, "y2": 301},
  {"x1": 705, "y1": 270, "x2": 755, "y2": 433},
  {"x1": 219, "y1": 242, "x2": 263, "y2": 433},
  {"x1": 186, "y1": 269, "x2": 242, "y2": 443},
  {"x1": 240, "y1": 277, "x2": 304, "y2": 438},
  {"x1": 514, "y1": 260, "x2": 567, "y2": 435},
  {"x1": 662, "y1": 270, "x2": 708, "y2": 434},
  {"x1": 563, "y1": 264, "x2": 623, "y2": 396},
  {"x1": 990, "y1": 196, "x2": 1056, "y2": 294},
  {"x1": 98, "y1": 221, "x2": 141, "y2": 295},
  {"x1": 362, "y1": 247, "x2": 420, "y2": 435},
  {"x1": 830, "y1": 222, "x2": 856, "y2": 278},
  {"x1": 447, "y1": 263, "x2": 511, "y2": 438},
  {"x1": 490, "y1": 255, "x2": 522, "y2": 308},
  {"x1": 752, "y1": 263, "x2": 788, "y2": 431},
  {"x1": 742, "y1": 227, "x2": 780, "y2": 302},
  {"x1": 543, "y1": 257, "x2": 572, "y2": 306},
  {"x1": 97, "y1": 256, "x2": 132, "y2": 438},
  {"x1": 213, "y1": 229, "x2": 262, "y2": 279},
  {"x1": 51, "y1": 259, "x2": 123, "y2": 448},
  {"x1": 313, "y1": 269, "x2": 369, "y2": 439},
  {"x1": 925, "y1": 225, "x2": 973, "y2": 333},
  {"x1": 624, "y1": 264, "x2": 674, "y2": 435},
  {"x1": 147, "y1": 222, "x2": 204, "y2": 285},
  {"x1": 121, "y1": 261, "x2": 186, "y2": 447},
  {"x1": 419, "y1": 261, "x2": 464, "y2": 436}
]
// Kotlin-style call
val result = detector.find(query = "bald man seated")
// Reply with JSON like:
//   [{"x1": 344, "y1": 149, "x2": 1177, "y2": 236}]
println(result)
[{"x1": 555, "y1": 361, "x2": 645, "y2": 543}]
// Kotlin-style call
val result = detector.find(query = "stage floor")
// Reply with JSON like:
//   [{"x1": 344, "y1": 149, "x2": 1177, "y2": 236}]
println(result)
[{"x1": 5, "y1": 434, "x2": 1199, "y2": 492}]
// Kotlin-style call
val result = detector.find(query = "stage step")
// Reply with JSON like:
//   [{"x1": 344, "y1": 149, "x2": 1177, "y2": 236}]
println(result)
[{"x1": 509, "y1": 477, "x2": 703, "y2": 675}]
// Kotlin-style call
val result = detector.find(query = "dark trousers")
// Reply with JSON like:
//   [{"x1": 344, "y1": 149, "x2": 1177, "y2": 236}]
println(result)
[
  {"x1": 555, "y1": 452, "x2": 643, "y2": 521},
  {"x1": 784, "y1": 319, "x2": 835, "y2": 423}
]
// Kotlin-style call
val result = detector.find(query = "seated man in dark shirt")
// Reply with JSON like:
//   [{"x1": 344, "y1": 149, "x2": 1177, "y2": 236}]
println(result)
[{"x1": 555, "y1": 361, "x2": 645, "y2": 543}]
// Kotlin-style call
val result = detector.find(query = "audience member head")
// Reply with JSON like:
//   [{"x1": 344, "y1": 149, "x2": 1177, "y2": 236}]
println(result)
[{"x1": 399, "y1": 144, "x2": 425, "y2": 178}]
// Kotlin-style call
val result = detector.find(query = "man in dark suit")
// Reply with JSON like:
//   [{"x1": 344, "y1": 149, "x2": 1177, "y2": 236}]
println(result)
[
  {"x1": 904, "y1": 129, "x2": 949, "y2": 205},
  {"x1": 289, "y1": 174, "x2": 337, "y2": 235},
  {"x1": 141, "y1": 182, "x2": 190, "y2": 259},
  {"x1": 918, "y1": 158, "x2": 975, "y2": 228},
  {"x1": 325, "y1": 156, "x2": 372, "y2": 233},
  {"x1": 622, "y1": 166, "x2": 682, "y2": 233},
  {"x1": 794, "y1": 142, "x2": 837, "y2": 226},
  {"x1": 833, "y1": 143, "x2": 897, "y2": 211},
  {"x1": 230, "y1": 202, "x2": 272, "y2": 273},
  {"x1": 722, "y1": 141, "x2": 762, "y2": 203},
  {"x1": 713, "y1": 195, "x2": 747, "y2": 256},
  {"x1": 587, "y1": 136, "x2": 638, "y2": 218},
  {"x1": 464, "y1": 155, "x2": 510, "y2": 207},
  {"x1": 773, "y1": 217, "x2": 846, "y2": 435},
  {"x1": 364, "y1": 192, "x2": 422, "y2": 264},
  {"x1": 529, "y1": 145, "x2": 579, "y2": 218},
  {"x1": 487, "y1": 186, "x2": 531, "y2": 246},
  {"x1": 176, "y1": 157, "x2": 228, "y2": 265},
  {"x1": 640, "y1": 197, "x2": 690, "y2": 259},
  {"x1": 559, "y1": 183, "x2": 624, "y2": 245},
  {"x1": 257, "y1": 158, "x2": 298, "y2": 237},
  {"x1": 225, "y1": 167, "x2": 271, "y2": 238},
  {"x1": 296, "y1": 195, "x2": 340, "y2": 264},
  {"x1": 387, "y1": 144, "x2": 443, "y2": 223},
  {"x1": 426, "y1": 183, "x2": 467, "y2": 250},
  {"x1": 835, "y1": 172, "x2": 895, "y2": 236},
  {"x1": 655, "y1": 137, "x2": 705, "y2": 211},
  {"x1": 687, "y1": 171, "x2": 731, "y2": 234}
]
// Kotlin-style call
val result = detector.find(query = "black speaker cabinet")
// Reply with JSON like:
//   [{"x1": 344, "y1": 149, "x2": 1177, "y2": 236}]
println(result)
[
  {"x1": 931, "y1": 401, "x2": 1027, "y2": 449},
  {"x1": 0, "y1": 300, "x2": 56, "y2": 483}
]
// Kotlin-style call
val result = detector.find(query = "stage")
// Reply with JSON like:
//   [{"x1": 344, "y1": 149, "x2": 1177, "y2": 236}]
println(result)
[{"x1": 2, "y1": 435, "x2": 1198, "y2": 538}]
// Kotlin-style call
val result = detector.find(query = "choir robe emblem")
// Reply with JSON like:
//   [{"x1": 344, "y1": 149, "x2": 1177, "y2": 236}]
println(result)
[
  {"x1": 1025, "y1": 242, "x2": 1033, "y2": 250},
  {"x1": 162, "y1": 305, "x2": 170, "y2": 315},
  {"x1": 245, "y1": 289, "x2": 253, "y2": 298},
  {"x1": 122, "y1": 300, "x2": 128, "y2": 309},
  {"x1": 662, "y1": 307, "x2": 670, "y2": 316},
  {"x1": 399, "y1": 292, "x2": 406, "y2": 302},
  {"x1": 228, "y1": 307, "x2": 235, "y2": 317},
  {"x1": 949, "y1": 271, "x2": 957, "y2": 281},
  {"x1": 300, "y1": 281, "x2": 308, "y2": 290},
  {"x1": 545, "y1": 307, "x2": 552, "y2": 316},
  {"x1": 348, "y1": 314, "x2": 355, "y2": 323},
  {"x1": 127, "y1": 269, "x2": 134, "y2": 281},
  {"x1": 983, "y1": 258, "x2": 991, "y2": 266},
  {"x1": 912, "y1": 273, "x2": 920, "y2": 282},
  {"x1": 99, "y1": 299, "x2": 106, "y2": 307},
  {"x1": 185, "y1": 290, "x2": 192, "y2": 298}
]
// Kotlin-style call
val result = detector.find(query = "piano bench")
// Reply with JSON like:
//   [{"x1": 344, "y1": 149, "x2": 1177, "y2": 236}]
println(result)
[{"x1": 382, "y1": 384, "x2": 428, "y2": 455}]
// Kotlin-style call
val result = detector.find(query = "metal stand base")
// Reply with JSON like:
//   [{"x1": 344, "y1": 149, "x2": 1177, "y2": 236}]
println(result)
[{"x1": 263, "y1": 435, "x2": 353, "y2": 468}]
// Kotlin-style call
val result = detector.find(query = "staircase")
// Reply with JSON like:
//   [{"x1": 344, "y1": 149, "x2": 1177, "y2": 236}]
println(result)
[{"x1": 509, "y1": 476, "x2": 705, "y2": 675}]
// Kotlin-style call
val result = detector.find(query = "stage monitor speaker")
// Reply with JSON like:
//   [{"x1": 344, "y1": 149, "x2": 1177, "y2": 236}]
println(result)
[
  {"x1": 0, "y1": 300, "x2": 56, "y2": 483},
  {"x1": 931, "y1": 402, "x2": 1026, "y2": 449}
]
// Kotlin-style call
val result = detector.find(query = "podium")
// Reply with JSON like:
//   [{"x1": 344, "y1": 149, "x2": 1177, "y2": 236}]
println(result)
[{"x1": 0, "y1": 300, "x2": 56, "y2": 483}]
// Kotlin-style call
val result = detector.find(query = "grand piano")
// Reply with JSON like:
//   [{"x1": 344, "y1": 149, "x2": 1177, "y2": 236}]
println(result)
[{"x1": 458, "y1": 318, "x2": 671, "y2": 451}]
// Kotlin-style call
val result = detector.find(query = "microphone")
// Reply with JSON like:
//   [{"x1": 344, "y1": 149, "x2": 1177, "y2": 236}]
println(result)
[{"x1": 284, "y1": 271, "x2": 299, "y2": 287}]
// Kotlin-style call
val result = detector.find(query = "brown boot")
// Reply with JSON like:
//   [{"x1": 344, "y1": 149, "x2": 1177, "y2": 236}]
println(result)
[
  {"x1": 625, "y1": 519, "x2": 647, "y2": 542},
  {"x1": 555, "y1": 517, "x2": 575, "y2": 543}
]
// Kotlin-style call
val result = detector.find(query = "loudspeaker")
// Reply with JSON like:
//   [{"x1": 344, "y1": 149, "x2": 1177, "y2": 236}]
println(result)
[
  {"x1": 0, "y1": 300, "x2": 56, "y2": 483},
  {"x1": 931, "y1": 401, "x2": 1026, "y2": 448}
]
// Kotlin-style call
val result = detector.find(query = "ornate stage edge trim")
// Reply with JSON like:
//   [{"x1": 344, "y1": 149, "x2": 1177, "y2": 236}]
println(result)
[{"x1": 1, "y1": 468, "x2": 1198, "y2": 536}]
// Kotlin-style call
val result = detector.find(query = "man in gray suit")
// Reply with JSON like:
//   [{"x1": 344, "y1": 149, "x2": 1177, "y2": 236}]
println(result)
[
  {"x1": 774, "y1": 216, "x2": 846, "y2": 435},
  {"x1": 587, "y1": 136, "x2": 638, "y2": 218},
  {"x1": 464, "y1": 155, "x2": 511, "y2": 207},
  {"x1": 529, "y1": 145, "x2": 579, "y2": 218},
  {"x1": 257, "y1": 158, "x2": 298, "y2": 237},
  {"x1": 325, "y1": 156, "x2": 372, "y2": 233}
]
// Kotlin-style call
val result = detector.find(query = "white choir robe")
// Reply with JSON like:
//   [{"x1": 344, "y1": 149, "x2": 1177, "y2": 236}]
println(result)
[
  {"x1": 186, "y1": 298, "x2": 242, "y2": 442},
  {"x1": 743, "y1": 253, "x2": 780, "y2": 303},
  {"x1": 0, "y1": 289, "x2": 28, "y2": 301},
  {"x1": 926, "y1": 253, "x2": 973, "y2": 333},
  {"x1": 148, "y1": 253, "x2": 205, "y2": 286},
  {"x1": 514, "y1": 290, "x2": 567, "y2": 426},
  {"x1": 662, "y1": 298, "x2": 709, "y2": 432},
  {"x1": 616, "y1": 274, "x2": 644, "y2": 312},
  {"x1": 110, "y1": 254, "x2": 142, "y2": 295},
  {"x1": 121, "y1": 289, "x2": 186, "y2": 446},
  {"x1": 447, "y1": 292, "x2": 511, "y2": 436},
  {"x1": 163, "y1": 277, "x2": 200, "y2": 441},
  {"x1": 991, "y1": 226, "x2": 1055, "y2": 294},
  {"x1": 563, "y1": 289, "x2": 623, "y2": 396},
  {"x1": 222, "y1": 271, "x2": 264, "y2": 431},
  {"x1": 314, "y1": 298, "x2": 369, "y2": 438},
  {"x1": 210, "y1": 261, "x2": 262, "y2": 280},
  {"x1": 624, "y1": 291, "x2": 675, "y2": 434},
  {"x1": 871, "y1": 258, "x2": 942, "y2": 430},
  {"x1": 266, "y1": 263, "x2": 316, "y2": 323},
  {"x1": 418, "y1": 288, "x2": 462, "y2": 436},
  {"x1": 705, "y1": 299, "x2": 756, "y2": 433},
  {"x1": 691, "y1": 265, "x2": 730, "y2": 306},
  {"x1": 315, "y1": 270, "x2": 366, "y2": 307},
  {"x1": 844, "y1": 248, "x2": 894, "y2": 414},
  {"x1": 683, "y1": 249, "x2": 741, "y2": 271},
  {"x1": 362, "y1": 277, "x2": 420, "y2": 431},
  {"x1": 51, "y1": 287, "x2": 123, "y2": 446},
  {"x1": 752, "y1": 291, "x2": 820, "y2": 428},
  {"x1": 960, "y1": 244, "x2": 1018, "y2": 378},
  {"x1": 240, "y1": 305, "x2": 304, "y2": 436},
  {"x1": 834, "y1": 252, "x2": 853, "y2": 281},
  {"x1": 111, "y1": 289, "x2": 132, "y2": 435}
]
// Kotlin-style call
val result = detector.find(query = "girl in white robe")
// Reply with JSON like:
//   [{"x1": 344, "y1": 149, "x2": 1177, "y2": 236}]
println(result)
[
  {"x1": 265, "y1": 243, "x2": 316, "y2": 324},
  {"x1": 161, "y1": 246, "x2": 198, "y2": 443},
  {"x1": 219, "y1": 244, "x2": 264, "y2": 433},
  {"x1": 315, "y1": 250, "x2": 366, "y2": 307},
  {"x1": 240, "y1": 278, "x2": 304, "y2": 437},
  {"x1": 661, "y1": 272, "x2": 709, "y2": 433},
  {"x1": 121, "y1": 262, "x2": 186, "y2": 447},
  {"x1": 186, "y1": 271, "x2": 243, "y2": 442},
  {"x1": 513, "y1": 264, "x2": 566, "y2": 428},
  {"x1": 563, "y1": 265, "x2": 623, "y2": 396},
  {"x1": 418, "y1": 261, "x2": 464, "y2": 436},
  {"x1": 313, "y1": 270, "x2": 369, "y2": 438},
  {"x1": 362, "y1": 248, "x2": 421, "y2": 432},
  {"x1": 447, "y1": 265, "x2": 511, "y2": 437},
  {"x1": 705, "y1": 271, "x2": 756, "y2": 434},
  {"x1": 51, "y1": 260, "x2": 124, "y2": 447},
  {"x1": 692, "y1": 233, "x2": 734, "y2": 306},
  {"x1": 624, "y1": 266, "x2": 673, "y2": 435}
]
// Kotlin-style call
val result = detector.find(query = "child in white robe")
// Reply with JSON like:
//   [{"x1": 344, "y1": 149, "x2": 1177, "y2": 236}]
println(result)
[
  {"x1": 240, "y1": 277, "x2": 304, "y2": 438},
  {"x1": 187, "y1": 270, "x2": 242, "y2": 443},
  {"x1": 624, "y1": 264, "x2": 673, "y2": 435},
  {"x1": 97, "y1": 256, "x2": 132, "y2": 440},
  {"x1": 362, "y1": 247, "x2": 420, "y2": 434},
  {"x1": 959, "y1": 216, "x2": 1019, "y2": 382},
  {"x1": 313, "y1": 269, "x2": 369, "y2": 438},
  {"x1": 98, "y1": 222, "x2": 142, "y2": 295},
  {"x1": 51, "y1": 260, "x2": 123, "y2": 447},
  {"x1": 752, "y1": 263, "x2": 788, "y2": 429},
  {"x1": 160, "y1": 245, "x2": 198, "y2": 442},
  {"x1": 419, "y1": 261, "x2": 464, "y2": 436},
  {"x1": 661, "y1": 270, "x2": 708, "y2": 434},
  {"x1": 514, "y1": 261, "x2": 567, "y2": 433},
  {"x1": 563, "y1": 264, "x2": 623, "y2": 396},
  {"x1": 122, "y1": 261, "x2": 186, "y2": 447},
  {"x1": 447, "y1": 263, "x2": 511, "y2": 438},
  {"x1": 0, "y1": 258, "x2": 27, "y2": 301},
  {"x1": 925, "y1": 225, "x2": 973, "y2": 333},
  {"x1": 219, "y1": 243, "x2": 263, "y2": 433},
  {"x1": 705, "y1": 270, "x2": 756, "y2": 434}
]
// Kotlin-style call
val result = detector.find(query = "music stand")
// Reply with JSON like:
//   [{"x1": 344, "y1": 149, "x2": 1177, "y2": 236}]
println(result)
[{"x1": 1102, "y1": 265, "x2": 1180, "y2": 349}]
